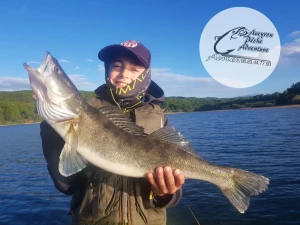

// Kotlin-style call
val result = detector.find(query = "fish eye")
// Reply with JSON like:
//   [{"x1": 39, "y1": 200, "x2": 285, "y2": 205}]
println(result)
[{"x1": 54, "y1": 66, "x2": 61, "y2": 74}]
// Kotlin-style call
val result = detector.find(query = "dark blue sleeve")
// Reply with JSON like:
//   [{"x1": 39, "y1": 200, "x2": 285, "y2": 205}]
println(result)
[
  {"x1": 164, "y1": 114, "x2": 169, "y2": 126},
  {"x1": 40, "y1": 120, "x2": 88, "y2": 195}
]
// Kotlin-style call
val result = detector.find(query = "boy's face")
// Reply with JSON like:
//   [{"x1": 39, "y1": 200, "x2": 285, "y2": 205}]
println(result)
[{"x1": 107, "y1": 55, "x2": 146, "y2": 88}]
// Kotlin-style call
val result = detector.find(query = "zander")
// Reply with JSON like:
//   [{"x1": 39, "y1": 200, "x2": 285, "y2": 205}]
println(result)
[{"x1": 23, "y1": 52, "x2": 269, "y2": 214}]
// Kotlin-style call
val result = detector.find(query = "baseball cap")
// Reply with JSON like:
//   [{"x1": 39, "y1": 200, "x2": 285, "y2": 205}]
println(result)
[{"x1": 98, "y1": 40, "x2": 151, "y2": 68}]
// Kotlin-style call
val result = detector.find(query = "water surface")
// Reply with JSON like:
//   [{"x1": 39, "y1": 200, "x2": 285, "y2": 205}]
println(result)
[{"x1": 0, "y1": 107, "x2": 299, "y2": 225}]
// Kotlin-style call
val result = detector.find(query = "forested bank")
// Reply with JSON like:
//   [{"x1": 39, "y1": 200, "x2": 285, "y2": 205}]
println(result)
[
  {"x1": 161, "y1": 82, "x2": 300, "y2": 112},
  {"x1": 0, "y1": 82, "x2": 299, "y2": 125},
  {"x1": 0, "y1": 91, "x2": 96, "y2": 125}
]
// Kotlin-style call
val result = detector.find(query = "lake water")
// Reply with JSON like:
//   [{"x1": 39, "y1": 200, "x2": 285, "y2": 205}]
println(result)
[{"x1": 0, "y1": 107, "x2": 299, "y2": 225}]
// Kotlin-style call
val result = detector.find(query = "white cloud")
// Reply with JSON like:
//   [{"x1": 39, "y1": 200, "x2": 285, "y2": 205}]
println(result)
[
  {"x1": 27, "y1": 61, "x2": 41, "y2": 65},
  {"x1": 74, "y1": 66, "x2": 80, "y2": 70},
  {"x1": 279, "y1": 38, "x2": 300, "y2": 65},
  {"x1": 150, "y1": 68, "x2": 282, "y2": 98},
  {"x1": 0, "y1": 75, "x2": 96, "y2": 92},
  {"x1": 68, "y1": 74, "x2": 97, "y2": 90},
  {"x1": 288, "y1": 31, "x2": 300, "y2": 38},
  {"x1": 59, "y1": 59, "x2": 69, "y2": 63},
  {"x1": 152, "y1": 68, "x2": 212, "y2": 83},
  {"x1": 0, "y1": 64, "x2": 286, "y2": 98},
  {"x1": 281, "y1": 38, "x2": 300, "y2": 56},
  {"x1": 86, "y1": 59, "x2": 94, "y2": 62},
  {"x1": 98, "y1": 65, "x2": 105, "y2": 71},
  {"x1": 0, "y1": 77, "x2": 30, "y2": 91},
  {"x1": 151, "y1": 68, "x2": 238, "y2": 97}
]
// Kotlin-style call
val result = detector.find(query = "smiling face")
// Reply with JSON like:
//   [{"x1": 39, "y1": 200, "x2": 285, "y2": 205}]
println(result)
[{"x1": 107, "y1": 53, "x2": 146, "y2": 88}]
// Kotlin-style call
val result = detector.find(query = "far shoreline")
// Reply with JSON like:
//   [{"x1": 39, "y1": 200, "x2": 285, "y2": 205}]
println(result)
[
  {"x1": 0, "y1": 122, "x2": 41, "y2": 127},
  {"x1": 165, "y1": 104, "x2": 300, "y2": 114},
  {"x1": 1, "y1": 104, "x2": 299, "y2": 126}
]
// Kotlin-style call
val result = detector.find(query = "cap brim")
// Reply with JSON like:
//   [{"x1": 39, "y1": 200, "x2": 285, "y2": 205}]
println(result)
[{"x1": 98, "y1": 45, "x2": 148, "y2": 67}]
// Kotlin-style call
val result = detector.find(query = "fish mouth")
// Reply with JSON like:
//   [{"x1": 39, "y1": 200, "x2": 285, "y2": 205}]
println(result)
[
  {"x1": 23, "y1": 52, "x2": 51, "y2": 102},
  {"x1": 37, "y1": 51, "x2": 52, "y2": 75},
  {"x1": 23, "y1": 51, "x2": 51, "y2": 72},
  {"x1": 23, "y1": 65, "x2": 43, "y2": 101}
]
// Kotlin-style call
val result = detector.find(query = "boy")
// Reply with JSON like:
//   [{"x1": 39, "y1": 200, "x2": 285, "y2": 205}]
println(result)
[{"x1": 41, "y1": 40, "x2": 184, "y2": 225}]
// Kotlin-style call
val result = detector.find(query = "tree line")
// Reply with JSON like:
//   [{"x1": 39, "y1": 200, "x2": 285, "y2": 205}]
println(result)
[
  {"x1": 161, "y1": 82, "x2": 300, "y2": 112},
  {"x1": 0, "y1": 91, "x2": 96, "y2": 125},
  {"x1": 0, "y1": 82, "x2": 299, "y2": 125}
]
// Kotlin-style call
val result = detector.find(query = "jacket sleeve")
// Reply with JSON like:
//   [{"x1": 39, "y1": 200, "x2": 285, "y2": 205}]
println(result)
[
  {"x1": 163, "y1": 114, "x2": 169, "y2": 126},
  {"x1": 150, "y1": 189, "x2": 182, "y2": 209},
  {"x1": 40, "y1": 120, "x2": 88, "y2": 195}
]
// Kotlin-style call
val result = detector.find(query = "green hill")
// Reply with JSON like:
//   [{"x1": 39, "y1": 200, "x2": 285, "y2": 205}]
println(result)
[
  {"x1": 0, "y1": 82, "x2": 299, "y2": 125},
  {"x1": 0, "y1": 90, "x2": 96, "y2": 125}
]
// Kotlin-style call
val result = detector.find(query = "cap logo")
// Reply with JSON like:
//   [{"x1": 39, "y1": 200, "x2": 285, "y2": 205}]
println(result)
[{"x1": 120, "y1": 40, "x2": 138, "y2": 48}]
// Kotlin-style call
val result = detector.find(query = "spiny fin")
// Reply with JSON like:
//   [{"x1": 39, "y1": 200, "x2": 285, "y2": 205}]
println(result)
[
  {"x1": 149, "y1": 125, "x2": 199, "y2": 156},
  {"x1": 99, "y1": 105, "x2": 147, "y2": 136},
  {"x1": 58, "y1": 124, "x2": 87, "y2": 177},
  {"x1": 219, "y1": 168, "x2": 270, "y2": 213}
]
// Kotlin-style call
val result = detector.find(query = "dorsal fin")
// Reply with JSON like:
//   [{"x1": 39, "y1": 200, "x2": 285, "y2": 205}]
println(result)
[
  {"x1": 148, "y1": 125, "x2": 199, "y2": 156},
  {"x1": 98, "y1": 105, "x2": 147, "y2": 136}
]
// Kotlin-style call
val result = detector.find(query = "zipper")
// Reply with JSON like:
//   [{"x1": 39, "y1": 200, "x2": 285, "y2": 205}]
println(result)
[
  {"x1": 123, "y1": 192, "x2": 128, "y2": 224},
  {"x1": 122, "y1": 177, "x2": 128, "y2": 224}
]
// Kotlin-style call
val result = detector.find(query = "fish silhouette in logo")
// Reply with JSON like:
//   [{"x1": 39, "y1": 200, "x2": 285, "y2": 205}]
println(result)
[{"x1": 214, "y1": 27, "x2": 249, "y2": 55}]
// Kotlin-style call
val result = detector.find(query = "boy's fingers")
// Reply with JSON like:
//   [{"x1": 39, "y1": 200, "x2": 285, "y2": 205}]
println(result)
[
  {"x1": 174, "y1": 169, "x2": 185, "y2": 188},
  {"x1": 164, "y1": 166, "x2": 176, "y2": 193},
  {"x1": 155, "y1": 167, "x2": 168, "y2": 194},
  {"x1": 146, "y1": 172, "x2": 159, "y2": 190}
]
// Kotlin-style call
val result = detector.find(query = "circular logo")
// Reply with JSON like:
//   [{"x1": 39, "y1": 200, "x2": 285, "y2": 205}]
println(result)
[{"x1": 199, "y1": 7, "x2": 281, "y2": 88}]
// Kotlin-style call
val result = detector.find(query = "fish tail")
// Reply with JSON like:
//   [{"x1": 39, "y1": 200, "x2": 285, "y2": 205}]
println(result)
[{"x1": 219, "y1": 168, "x2": 269, "y2": 214}]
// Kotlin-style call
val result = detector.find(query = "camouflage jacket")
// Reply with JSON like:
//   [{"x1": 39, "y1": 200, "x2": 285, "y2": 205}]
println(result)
[{"x1": 41, "y1": 83, "x2": 182, "y2": 225}]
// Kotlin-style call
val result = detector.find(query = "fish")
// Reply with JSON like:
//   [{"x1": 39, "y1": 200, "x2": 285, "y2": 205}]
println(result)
[{"x1": 23, "y1": 52, "x2": 269, "y2": 214}]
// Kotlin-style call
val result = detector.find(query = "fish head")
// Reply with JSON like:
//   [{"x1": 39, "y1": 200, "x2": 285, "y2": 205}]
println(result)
[{"x1": 23, "y1": 52, "x2": 82, "y2": 123}]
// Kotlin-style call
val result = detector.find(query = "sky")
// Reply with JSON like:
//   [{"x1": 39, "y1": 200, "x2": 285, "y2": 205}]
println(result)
[{"x1": 0, "y1": 0, "x2": 299, "y2": 98}]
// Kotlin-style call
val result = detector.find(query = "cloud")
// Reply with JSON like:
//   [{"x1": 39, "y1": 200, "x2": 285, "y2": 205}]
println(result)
[
  {"x1": 150, "y1": 68, "x2": 280, "y2": 98},
  {"x1": 98, "y1": 65, "x2": 105, "y2": 71},
  {"x1": 288, "y1": 31, "x2": 300, "y2": 38},
  {"x1": 0, "y1": 75, "x2": 96, "y2": 92},
  {"x1": 279, "y1": 38, "x2": 300, "y2": 65},
  {"x1": 74, "y1": 66, "x2": 80, "y2": 70},
  {"x1": 0, "y1": 77, "x2": 30, "y2": 91},
  {"x1": 86, "y1": 59, "x2": 94, "y2": 62},
  {"x1": 152, "y1": 68, "x2": 211, "y2": 83},
  {"x1": 27, "y1": 61, "x2": 42, "y2": 65},
  {"x1": 59, "y1": 59, "x2": 69, "y2": 63},
  {"x1": 151, "y1": 68, "x2": 239, "y2": 97},
  {"x1": 68, "y1": 74, "x2": 97, "y2": 90},
  {"x1": 281, "y1": 38, "x2": 300, "y2": 56}
]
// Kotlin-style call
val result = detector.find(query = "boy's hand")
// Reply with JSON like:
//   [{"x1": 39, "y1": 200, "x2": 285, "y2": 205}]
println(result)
[{"x1": 146, "y1": 166, "x2": 185, "y2": 196}]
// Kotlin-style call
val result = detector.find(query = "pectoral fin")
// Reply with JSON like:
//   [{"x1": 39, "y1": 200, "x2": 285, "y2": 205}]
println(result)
[{"x1": 58, "y1": 123, "x2": 87, "y2": 177}]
